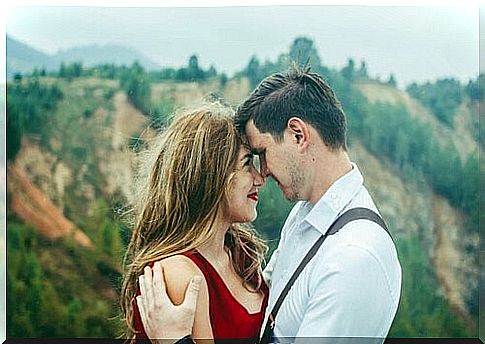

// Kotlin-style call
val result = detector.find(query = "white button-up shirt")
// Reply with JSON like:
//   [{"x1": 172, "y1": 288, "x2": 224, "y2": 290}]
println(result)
[{"x1": 262, "y1": 163, "x2": 402, "y2": 343}]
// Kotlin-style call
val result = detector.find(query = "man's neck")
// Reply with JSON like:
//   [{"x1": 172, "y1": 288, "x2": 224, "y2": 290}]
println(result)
[{"x1": 308, "y1": 149, "x2": 352, "y2": 204}]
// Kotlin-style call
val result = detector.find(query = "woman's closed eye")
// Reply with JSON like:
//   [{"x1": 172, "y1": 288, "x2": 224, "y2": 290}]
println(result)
[{"x1": 240, "y1": 153, "x2": 253, "y2": 170}]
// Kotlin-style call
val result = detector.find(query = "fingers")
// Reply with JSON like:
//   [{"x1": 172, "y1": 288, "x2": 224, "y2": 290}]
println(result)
[
  {"x1": 138, "y1": 273, "x2": 149, "y2": 317},
  {"x1": 143, "y1": 265, "x2": 160, "y2": 316},
  {"x1": 136, "y1": 295, "x2": 148, "y2": 331},
  {"x1": 182, "y1": 275, "x2": 202, "y2": 317},
  {"x1": 152, "y1": 261, "x2": 170, "y2": 305},
  {"x1": 143, "y1": 265, "x2": 155, "y2": 306}
]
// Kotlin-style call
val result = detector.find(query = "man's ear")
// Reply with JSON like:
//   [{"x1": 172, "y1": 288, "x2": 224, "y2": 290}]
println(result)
[{"x1": 287, "y1": 117, "x2": 310, "y2": 150}]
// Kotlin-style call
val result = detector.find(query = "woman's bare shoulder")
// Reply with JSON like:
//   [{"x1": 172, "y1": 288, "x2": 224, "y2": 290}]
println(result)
[
  {"x1": 159, "y1": 254, "x2": 200, "y2": 273},
  {"x1": 156, "y1": 254, "x2": 207, "y2": 305}
]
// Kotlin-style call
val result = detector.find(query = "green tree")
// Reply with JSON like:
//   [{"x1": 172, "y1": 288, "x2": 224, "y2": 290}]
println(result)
[
  {"x1": 341, "y1": 58, "x2": 356, "y2": 81},
  {"x1": 219, "y1": 73, "x2": 228, "y2": 87},
  {"x1": 356, "y1": 60, "x2": 368, "y2": 79},
  {"x1": 120, "y1": 62, "x2": 151, "y2": 114},
  {"x1": 387, "y1": 74, "x2": 397, "y2": 87},
  {"x1": 207, "y1": 65, "x2": 217, "y2": 78},
  {"x1": 406, "y1": 78, "x2": 464, "y2": 126},
  {"x1": 245, "y1": 55, "x2": 261, "y2": 88},
  {"x1": 289, "y1": 37, "x2": 322, "y2": 67},
  {"x1": 390, "y1": 235, "x2": 469, "y2": 336},
  {"x1": 6, "y1": 78, "x2": 63, "y2": 160},
  {"x1": 465, "y1": 74, "x2": 483, "y2": 101},
  {"x1": 188, "y1": 54, "x2": 204, "y2": 80}
]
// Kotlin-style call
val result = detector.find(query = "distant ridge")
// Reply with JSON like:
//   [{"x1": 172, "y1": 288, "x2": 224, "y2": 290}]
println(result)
[
  {"x1": 54, "y1": 43, "x2": 161, "y2": 70},
  {"x1": 6, "y1": 35, "x2": 161, "y2": 79},
  {"x1": 7, "y1": 35, "x2": 56, "y2": 78}
]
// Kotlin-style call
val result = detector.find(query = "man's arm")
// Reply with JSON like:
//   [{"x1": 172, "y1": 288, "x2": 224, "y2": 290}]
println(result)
[
  {"x1": 293, "y1": 244, "x2": 399, "y2": 343},
  {"x1": 137, "y1": 260, "x2": 208, "y2": 343}
]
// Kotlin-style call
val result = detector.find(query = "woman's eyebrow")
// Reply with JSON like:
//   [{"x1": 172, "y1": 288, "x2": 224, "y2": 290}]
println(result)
[
  {"x1": 241, "y1": 142, "x2": 251, "y2": 150},
  {"x1": 240, "y1": 153, "x2": 253, "y2": 161}
]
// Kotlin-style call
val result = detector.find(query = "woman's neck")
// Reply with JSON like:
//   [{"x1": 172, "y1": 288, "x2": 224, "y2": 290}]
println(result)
[{"x1": 197, "y1": 216, "x2": 231, "y2": 267}]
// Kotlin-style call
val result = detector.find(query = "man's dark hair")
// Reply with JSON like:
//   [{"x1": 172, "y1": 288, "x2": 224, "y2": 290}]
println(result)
[{"x1": 235, "y1": 66, "x2": 347, "y2": 151}]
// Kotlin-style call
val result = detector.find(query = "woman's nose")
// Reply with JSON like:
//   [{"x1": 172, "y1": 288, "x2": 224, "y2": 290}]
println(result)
[{"x1": 251, "y1": 165, "x2": 265, "y2": 187}]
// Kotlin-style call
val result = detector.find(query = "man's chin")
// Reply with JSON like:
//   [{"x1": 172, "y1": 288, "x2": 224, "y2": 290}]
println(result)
[
  {"x1": 282, "y1": 189, "x2": 299, "y2": 202},
  {"x1": 283, "y1": 187, "x2": 305, "y2": 202}
]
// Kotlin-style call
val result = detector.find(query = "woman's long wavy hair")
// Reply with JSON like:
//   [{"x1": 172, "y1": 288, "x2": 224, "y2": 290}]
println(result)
[{"x1": 120, "y1": 103, "x2": 267, "y2": 339}]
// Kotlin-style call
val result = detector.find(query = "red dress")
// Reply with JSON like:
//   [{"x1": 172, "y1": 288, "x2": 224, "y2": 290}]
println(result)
[{"x1": 133, "y1": 251, "x2": 268, "y2": 343}]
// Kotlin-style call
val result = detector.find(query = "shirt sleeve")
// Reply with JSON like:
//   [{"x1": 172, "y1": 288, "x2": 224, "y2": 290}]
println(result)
[
  {"x1": 262, "y1": 248, "x2": 279, "y2": 287},
  {"x1": 294, "y1": 243, "x2": 397, "y2": 342}
]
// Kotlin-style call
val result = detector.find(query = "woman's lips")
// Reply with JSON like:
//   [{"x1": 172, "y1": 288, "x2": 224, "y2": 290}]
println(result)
[{"x1": 247, "y1": 192, "x2": 258, "y2": 201}]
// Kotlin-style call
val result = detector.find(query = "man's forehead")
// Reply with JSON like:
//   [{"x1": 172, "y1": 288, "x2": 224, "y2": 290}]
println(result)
[
  {"x1": 244, "y1": 120, "x2": 267, "y2": 148},
  {"x1": 238, "y1": 135, "x2": 256, "y2": 152},
  {"x1": 246, "y1": 136, "x2": 265, "y2": 154}
]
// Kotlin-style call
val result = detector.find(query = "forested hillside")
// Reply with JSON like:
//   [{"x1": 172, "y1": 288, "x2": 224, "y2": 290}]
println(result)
[{"x1": 6, "y1": 38, "x2": 480, "y2": 338}]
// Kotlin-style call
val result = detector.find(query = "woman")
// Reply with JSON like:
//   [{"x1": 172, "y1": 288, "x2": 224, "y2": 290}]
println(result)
[{"x1": 120, "y1": 103, "x2": 268, "y2": 343}]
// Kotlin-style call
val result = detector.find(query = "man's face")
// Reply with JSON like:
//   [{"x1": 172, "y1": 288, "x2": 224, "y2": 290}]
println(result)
[{"x1": 245, "y1": 120, "x2": 305, "y2": 202}]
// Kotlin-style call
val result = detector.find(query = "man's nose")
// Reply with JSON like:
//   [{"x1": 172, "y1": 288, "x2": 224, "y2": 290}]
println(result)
[{"x1": 260, "y1": 158, "x2": 269, "y2": 178}]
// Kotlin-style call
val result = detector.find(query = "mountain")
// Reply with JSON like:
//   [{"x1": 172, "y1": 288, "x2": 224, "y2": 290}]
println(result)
[
  {"x1": 6, "y1": 35, "x2": 161, "y2": 79},
  {"x1": 6, "y1": 35, "x2": 56, "y2": 78},
  {"x1": 53, "y1": 44, "x2": 161, "y2": 71},
  {"x1": 5, "y1": 68, "x2": 479, "y2": 337}
]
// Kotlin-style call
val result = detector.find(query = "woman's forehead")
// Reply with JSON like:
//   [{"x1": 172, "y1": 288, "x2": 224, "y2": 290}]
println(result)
[
  {"x1": 240, "y1": 134, "x2": 250, "y2": 146},
  {"x1": 238, "y1": 143, "x2": 251, "y2": 156}
]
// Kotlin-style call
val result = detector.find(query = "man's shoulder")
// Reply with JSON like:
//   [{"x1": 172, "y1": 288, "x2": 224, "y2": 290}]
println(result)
[
  {"x1": 308, "y1": 228, "x2": 401, "y2": 295},
  {"x1": 331, "y1": 217, "x2": 395, "y2": 258},
  {"x1": 311, "y1": 219, "x2": 401, "y2": 288}
]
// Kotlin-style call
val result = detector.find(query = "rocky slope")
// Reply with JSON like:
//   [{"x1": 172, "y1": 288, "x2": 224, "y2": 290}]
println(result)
[
  {"x1": 6, "y1": 76, "x2": 478, "y2": 333},
  {"x1": 355, "y1": 80, "x2": 479, "y2": 328}
]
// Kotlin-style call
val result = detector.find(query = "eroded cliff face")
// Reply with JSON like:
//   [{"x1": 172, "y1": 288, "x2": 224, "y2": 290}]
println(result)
[
  {"x1": 356, "y1": 81, "x2": 479, "y2": 327},
  {"x1": 7, "y1": 164, "x2": 92, "y2": 248},
  {"x1": 8, "y1": 90, "x2": 150, "y2": 246},
  {"x1": 351, "y1": 141, "x2": 478, "y2": 328},
  {"x1": 431, "y1": 194, "x2": 478, "y2": 327},
  {"x1": 356, "y1": 81, "x2": 477, "y2": 160}
]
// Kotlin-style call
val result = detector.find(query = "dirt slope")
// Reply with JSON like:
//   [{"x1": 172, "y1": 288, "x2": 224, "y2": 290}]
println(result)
[
  {"x1": 8, "y1": 164, "x2": 93, "y2": 248},
  {"x1": 356, "y1": 81, "x2": 477, "y2": 160}
]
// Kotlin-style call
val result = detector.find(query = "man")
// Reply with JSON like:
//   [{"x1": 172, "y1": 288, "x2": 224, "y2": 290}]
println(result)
[{"x1": 136, "y1": 67, "x2": 402, "y2": 343}]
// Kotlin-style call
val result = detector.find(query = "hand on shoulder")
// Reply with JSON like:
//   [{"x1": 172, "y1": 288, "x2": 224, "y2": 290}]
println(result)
[
  {"x1": 136, "y1": 259, "x2": 205, "y2": 341},
  {"x1": 156, "y1": 254, "x2": 214, "y2": 341},
  {"x1": 160, "y1": 255, "x2": 206, "y2": 306}
]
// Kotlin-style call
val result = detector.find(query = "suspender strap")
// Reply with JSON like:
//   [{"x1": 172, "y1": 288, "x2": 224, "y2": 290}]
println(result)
[{"x1": 259, "y1": 207, "x2": 390, "y2": 344}]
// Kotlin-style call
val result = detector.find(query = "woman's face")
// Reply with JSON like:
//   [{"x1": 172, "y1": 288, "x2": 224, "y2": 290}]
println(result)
[{"x1": 224, "y1": 145, "x2": 265, "y2": 224}]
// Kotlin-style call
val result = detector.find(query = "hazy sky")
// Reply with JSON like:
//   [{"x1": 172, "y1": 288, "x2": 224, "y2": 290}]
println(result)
[{"x1": 5, "y1": 4, "x2": 480, "y2": 87}]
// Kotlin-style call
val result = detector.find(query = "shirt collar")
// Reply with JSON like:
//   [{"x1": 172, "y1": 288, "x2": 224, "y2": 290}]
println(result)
[{"x1": 303, "y1": 162, "x2": 364, "y2": 235}]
